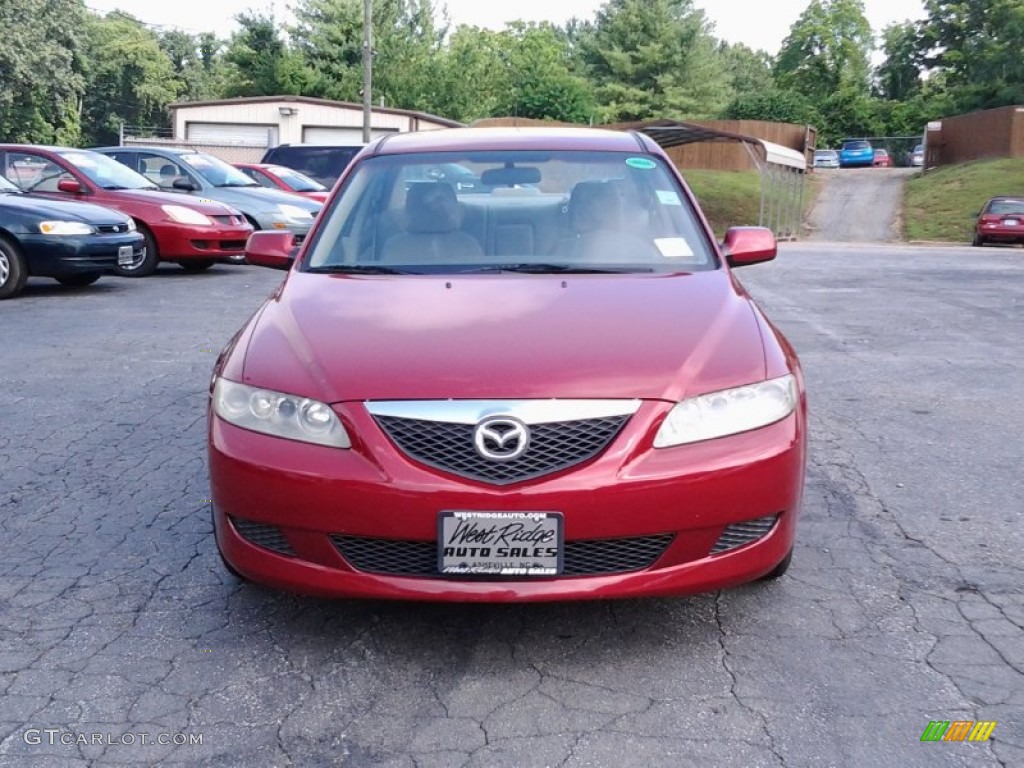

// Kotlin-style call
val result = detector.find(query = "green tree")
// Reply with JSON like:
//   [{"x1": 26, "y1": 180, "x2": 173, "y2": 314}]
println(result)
[
  {"x1": 224, "y1": 11, "x2": 315, "y2": 98},
  {"x1": 160, "y1": 30, "x2": 228, "y2": 102},
  {"x1": 775, "y1": 0, "x2": 874, "y2": 102},
  {"x1": 875, "y1": 22, "x2": 923, "y2": 102},
  {"x1": 80, "y1": 13, "x2": 181, "y2": 146},
  {"x1": 496, "y1": 23, "x2": 594, "y2": 123},
  {"x1": 427, "y1": 25, "x2": 509, "y2": 121},
  {"x1": 719, "y1": 43, "x2": 775, "y2": 99},
  {"x1": 0, "y1": 0, "x2": 85, "y2": 144},
  {"x1": 578, "y1": 0, "x2": 733, "y2": 122},
  {"x1": 919, "y1": 0, "x2": 1024, "y2": 110},
  {"x1": 723, "y1": 88, "x2": 820, "y2": 128}
]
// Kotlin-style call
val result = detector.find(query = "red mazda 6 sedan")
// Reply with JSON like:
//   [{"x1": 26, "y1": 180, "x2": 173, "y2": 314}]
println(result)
[{"x1": 208, "y1": 127, "x2": 807, "y2": 602}]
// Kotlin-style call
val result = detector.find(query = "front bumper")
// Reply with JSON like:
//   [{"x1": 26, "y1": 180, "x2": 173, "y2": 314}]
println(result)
[
  {"x1": 20, "y1": 232, "x2": 144, "y2": 276},
  {"x1": 209, "y1": 402, "x2": 806, "y2": 602},
  {"x1": 150, "y1": 221, "x2": 253, "y2": 261}
]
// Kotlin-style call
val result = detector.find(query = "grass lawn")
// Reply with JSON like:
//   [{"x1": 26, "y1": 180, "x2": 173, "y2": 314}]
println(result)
[
  {"x1": 682, "y1": 169, "x2": 823, "y2": 240},
  {"x1": 903, "y1": 156, "x2": 1024, "y2": 242}
]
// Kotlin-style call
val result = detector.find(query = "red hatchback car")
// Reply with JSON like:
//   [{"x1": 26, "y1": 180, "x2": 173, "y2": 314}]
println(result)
[
  {"x1": 0, "y1": 145, "x2": 253, "y2": 275},
  {"x1": 233, "y1": 163, "x2": 330, "y2": 203},
  {"x1": 208, "y1": 127, "x2": 807, "y2": 602},
  {"x1": 974, "y1": 196, "x2": 1024, "y2": 246}
]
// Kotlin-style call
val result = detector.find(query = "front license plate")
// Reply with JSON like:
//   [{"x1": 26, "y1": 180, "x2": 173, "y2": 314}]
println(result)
[
  {"x1": 438, "y1": 511, "x2": 563, "y2": 576},
  {"x1": 117, "y1": 245, "x2": 134, "y2": 265}
]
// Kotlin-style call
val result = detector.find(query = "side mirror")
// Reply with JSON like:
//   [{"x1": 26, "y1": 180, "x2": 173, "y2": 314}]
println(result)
[
  {"x1": 245, "y1": 230, "x2": 296, "y2": 270},
  {"x1": 57, "y1": 178, "x2": 82, "y2": 194},
  {"x1": 722, "y1": 226, "x2": 777, "y2": 268},
  {"x1": 172, "y1": 177, "x2": 198, "y2": 191}
]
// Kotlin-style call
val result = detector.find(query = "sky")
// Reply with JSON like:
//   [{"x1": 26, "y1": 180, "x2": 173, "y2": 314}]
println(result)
[{"x1": 85, "y1": 0, "x2": 926, "y2": 55}]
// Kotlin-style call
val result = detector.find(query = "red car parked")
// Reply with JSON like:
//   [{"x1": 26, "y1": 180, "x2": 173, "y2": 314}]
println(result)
[
  {"x1": 974, "y1": 196, "x2": 1024, "y2": 246},
  {"x1": 0, "y1": 145, "x2": 253, "y2": 275},
  {"x1": 872, "y1": 149, "x2": 893, "y2": 167},
  {"x1": 233, "y1": 163, "x2": 330, "y2": 203},
  {"x1": 208, "y1": 127, "x2": 807, "y2": 602}
]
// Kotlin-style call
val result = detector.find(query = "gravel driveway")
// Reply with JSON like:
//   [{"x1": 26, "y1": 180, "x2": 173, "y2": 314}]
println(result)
[{"x1": 806, "y1": 168, "x2": 916, "y2": 242}]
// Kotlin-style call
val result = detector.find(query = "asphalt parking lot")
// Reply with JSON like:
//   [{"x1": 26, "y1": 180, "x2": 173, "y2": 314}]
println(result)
[{"x1": 1, "y1": 243, "x2": 1021, "y2": 767}]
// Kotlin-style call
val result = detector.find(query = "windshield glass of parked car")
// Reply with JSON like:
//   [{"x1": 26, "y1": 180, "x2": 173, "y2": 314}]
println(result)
[
  {"x1": 269, "y1": 166, "x2": 326, "y2": 192},
  {"x1": 181, "y1": 153, "x2": 259, "y2": 188},
  {"x1": 303, "y1": 150, "x2": 715, "y2": 274},
  {"x1": 58, "y1": 151, "x2": 157, "y2": 190},
  {"x1": 843, "y1": 140, "x2": 871, "y2": 151}
]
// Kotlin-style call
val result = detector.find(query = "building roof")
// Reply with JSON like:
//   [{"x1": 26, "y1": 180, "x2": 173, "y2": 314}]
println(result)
[{"x1": 168, "y1": 95, "x2": 464, "y2": 128}]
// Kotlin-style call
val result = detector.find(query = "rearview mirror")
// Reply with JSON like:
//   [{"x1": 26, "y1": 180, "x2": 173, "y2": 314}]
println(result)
[
  {"x1": 480, "y1": 166, "x2": 541, "y2": 187},
  {"x1": 57, "y1": 179, "x2": 82, "y2": 194},
  {"x1": 245, "y1": 231, "x2": 296, "y2": 270},
  {"x1": 722, "y1": 226, "x2": 776, "y2": 268}
]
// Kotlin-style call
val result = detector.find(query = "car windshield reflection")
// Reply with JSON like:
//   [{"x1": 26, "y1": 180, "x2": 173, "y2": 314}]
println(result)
[{"x1": 303, "y1": 150, "x2": 715, "y2": 275}]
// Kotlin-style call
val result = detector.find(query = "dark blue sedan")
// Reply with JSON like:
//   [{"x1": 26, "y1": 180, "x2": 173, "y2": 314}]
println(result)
[
  {"x1": 839, "y1": 139, "x2": 874, "y2": 168},
  {"x1": 0, "y1": 173, "x2": 143, "y2": 299}
]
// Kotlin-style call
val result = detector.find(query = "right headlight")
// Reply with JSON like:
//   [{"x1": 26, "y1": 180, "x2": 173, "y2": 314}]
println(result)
[
  {"x1": 162, "y1": 204, "x2": 212, "y2": 226},
  {"x1": 212, "y1": 378, "x2": 351, "y2": 448},
  {"x1": 653, "y1": 374, "x2": 797, "y2": 448}
]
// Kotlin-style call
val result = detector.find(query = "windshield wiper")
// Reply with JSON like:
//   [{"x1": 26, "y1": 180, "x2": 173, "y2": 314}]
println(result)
[
  {"x1": 305, "y1": 265, "x2": 413, "y2": 275},
  {"x1": 217, "y1": 182, "x2": 259, "y2": 188},
  {"x1": 464, "y1": 263, "x2": 653, "y2": 274},
  {"x1": 102, "y1": 185, "x2": 132, "y2": 190}
]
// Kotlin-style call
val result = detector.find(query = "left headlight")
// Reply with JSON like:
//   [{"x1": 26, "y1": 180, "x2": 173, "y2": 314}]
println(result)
[
  {"x1": 39, "y1": 221, "x2": 95, "y2": 235},
  {"x1": 653, "y1": 374, "x2": 797, "y2": 448},
  {"x1": 124, "y1": 218, "x2": 136, "y2": 232},
  {"x1": 212, "y1": 378, "x2": 351, "y2": 449},
  {"x1": 277, "y1": 204, "x2": 314, "y2": 221}
]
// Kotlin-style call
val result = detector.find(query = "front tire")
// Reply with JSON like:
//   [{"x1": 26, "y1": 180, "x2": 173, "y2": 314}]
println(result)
[
  {"x1": 115, "y1": 224, "x2": 159, "y2": 277},
  {"x1": 55, "y1": 273, "x2": 101, "y2": 287},
  {"x1": 759, "y1": 548, "x2": 793, "y2": 581},
  {"x1": 0, "y1": 236, "x2": 28, "y2": 300}
]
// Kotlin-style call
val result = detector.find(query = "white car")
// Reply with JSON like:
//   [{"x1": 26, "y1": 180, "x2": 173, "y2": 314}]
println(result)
[{"x1": 813, "y1": 149, "x2": 840, "y2": 169}]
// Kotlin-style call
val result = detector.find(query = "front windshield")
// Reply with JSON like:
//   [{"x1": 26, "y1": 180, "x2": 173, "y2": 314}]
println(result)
[
  {"x1": 181, "y1": 153, "x2": 258, "y2": 188},
  {"x1": 269, "y1": 166, "x2": 326, "y2": 192},
  {"x1": 58, "y1": 151, "x2": 156, "y2": 190},
  {"x1": 0, "y1": 174, "x2": 21, "y2": 193},
  {"x1": 303, "y1": 150, "x2": 715, "y2": 274}
]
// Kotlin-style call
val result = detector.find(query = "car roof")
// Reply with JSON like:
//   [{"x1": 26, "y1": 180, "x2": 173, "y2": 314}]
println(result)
[
  {"x1": 370, "y1": 127, "x2": 654, "y2": 156},
  {"x1": 93, "y1": 146, "x2": 199, "y2": 156}
]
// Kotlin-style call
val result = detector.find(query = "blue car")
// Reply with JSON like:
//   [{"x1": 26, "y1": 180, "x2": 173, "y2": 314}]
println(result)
[
  {"x1": 0, "y1": 172, "x2": 143, "y2": 299},
  {"x1": 839, "y1": 139, "x2": 874, "y2": 168}
]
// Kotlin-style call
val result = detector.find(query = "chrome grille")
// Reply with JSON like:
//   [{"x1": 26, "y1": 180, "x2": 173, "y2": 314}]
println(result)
[
  {"x1": 373, "y1": 415, "x2": 628, "y2": 485},
  {"x1": 710, "y1": 515, "x2": 778, "y2": 554},
  {"x1": 331, "y1": 534, "x2": 674, "y2": 577},
  {"x1": 97, "y1": 223, "x2": 131, "y2": 234},
  {"x1": 232, "y1": 518, "x2": 295, "y2": 556}
]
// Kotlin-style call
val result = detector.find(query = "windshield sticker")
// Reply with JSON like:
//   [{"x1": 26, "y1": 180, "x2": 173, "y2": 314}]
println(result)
[
  {"x1": 656, "y1": 190, "x2": 682, "y2": 206},
  {"x1": 625, "y1": 157, "x2": 657, "y2": 170},
  {"x1": 654, "y1": 237, "x2": 696, "y2": 259}
]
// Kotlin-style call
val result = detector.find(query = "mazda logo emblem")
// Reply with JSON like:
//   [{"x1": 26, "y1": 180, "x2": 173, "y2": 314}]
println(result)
[{"x1": 473, "y1": 417, "x2": 530, "y2": 461}]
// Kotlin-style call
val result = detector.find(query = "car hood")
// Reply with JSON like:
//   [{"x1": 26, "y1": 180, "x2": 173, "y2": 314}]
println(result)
[
  {"x1": 115, "y1": 188, "x2": 239, "y2": 214},
  {"x1": 199, "y1": 186, "x2": 322, "y2": 212},
  {"x1": 0, "y1": 193, "x2": 129, "y2": 224},
  {"x1": 241, "y1": 271, "x2": 767, "y2": 403}
]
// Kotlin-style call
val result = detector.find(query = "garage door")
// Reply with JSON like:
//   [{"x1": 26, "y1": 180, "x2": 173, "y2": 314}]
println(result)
[
  {"x1": 186, "y1": 123, "x2": 277, "y2": 146},
  {"x1": 302, "y1": 126, "x2": 396, "y2": 144}
]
